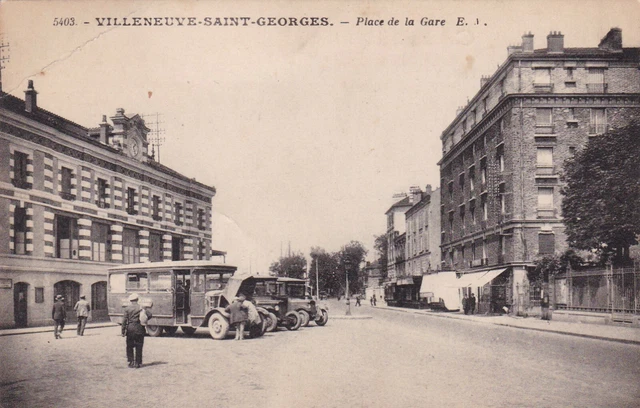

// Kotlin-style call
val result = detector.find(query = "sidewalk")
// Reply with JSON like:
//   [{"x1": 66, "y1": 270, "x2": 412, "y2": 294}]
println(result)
[
  {"x1": 0, "y1": 321, "x2": 117, "y2": 337},
  {"x1": 375, "y1": 303, "x2": 640, "y2": 345}
]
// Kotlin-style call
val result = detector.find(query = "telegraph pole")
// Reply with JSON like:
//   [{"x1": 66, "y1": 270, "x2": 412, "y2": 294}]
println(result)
[
  {"x1": 0, "y1": 36, "x2": 10, "y2": 93},
  {"x1": 316, "y1": 258, "x2": 320, "y2": 299},
  {"x1": 344, "y1": 259, "x2": 351, "y2": 316}
]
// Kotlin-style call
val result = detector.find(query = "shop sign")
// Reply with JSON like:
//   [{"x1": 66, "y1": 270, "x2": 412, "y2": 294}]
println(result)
[{"x1": 0, "y1": 279, "x2": 12, "y2": 289}]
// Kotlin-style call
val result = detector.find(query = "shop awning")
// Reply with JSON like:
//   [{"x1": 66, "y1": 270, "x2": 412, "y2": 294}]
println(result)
[
  {"x1": 452, "y1": 268, "x2": 507, "y2": 288},
  {"x1": 419, "y1": 272, "x2": 461, "y2": 311}
]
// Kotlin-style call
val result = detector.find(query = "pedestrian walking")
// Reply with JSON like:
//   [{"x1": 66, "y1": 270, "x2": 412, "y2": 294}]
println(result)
[
  {"x1": 121, "y1": 293, "x2": 152, "y2": 368},
  {"x1": 469, "y1": 293, "x2": 477, "y2": 315},
  {"x1": 225, "y1": 293, "x2": 248, "y2": 340},
  {"x1": 52, "y1": 295, "x2": 66, "y2": 339},
  {"x1": 462, "y1": 294, "x2": 469, "y2": 315},
  {"x1": 355, "y1": 295, "x2": 361, "y2": 307},
  {"x1": 74, "y1": 295, "x2": 91, "y2": 336},
  {"x1": 373, "y1": 294, "x2": 377, "y2": 306}
]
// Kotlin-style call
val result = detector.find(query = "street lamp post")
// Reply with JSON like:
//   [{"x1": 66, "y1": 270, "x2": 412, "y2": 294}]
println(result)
[{"x1": 345, "y1": 260, "x2": 351, "y2": 316}]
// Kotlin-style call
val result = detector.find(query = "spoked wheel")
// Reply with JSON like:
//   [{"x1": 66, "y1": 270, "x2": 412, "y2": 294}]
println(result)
[
  {"x1": 284, "y1": 311, "x2": 301, "y2": 331},
  {"x1": 163, "y1": 326, "x2": 178, "y2": 336},
  {"x1": 146, "y1": 325, "x2": 163, "y2": 337},
  {"x1": 315, "y1": 309, "x2": 328, "y2": 326},
  {"x1": 180, "y1": 326, "x2": 197, "y2": 335},
  {"x1": 208, "y1": 314, "x2": 229, "y2": 340},
  {"x1": 266, "y1": 312, "x2": 278, "y2": 332},
  {"x1": 298, "y1": 310, "x2": 310, "y2": 327}
]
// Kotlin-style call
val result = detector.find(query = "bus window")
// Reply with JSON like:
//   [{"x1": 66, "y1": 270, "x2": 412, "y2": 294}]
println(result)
[
  {"x1": 126, "y1": 273, "x2": 148, "y2": 291},
  {"x1": 205, "y1": 274, "x2": 225, "y2": 290},
  {"x1": 149, "y1": 271, "x2": 171, "y2": 291},
  {"x1": 109, "y1": 273, "x2": 126, "y2": 293},
  {"x1": 288, "y1": 285, "x2": 306, "y2": 298},
  {"x1": 192, "y1": 272, "x2": 205, "y2": 292}
]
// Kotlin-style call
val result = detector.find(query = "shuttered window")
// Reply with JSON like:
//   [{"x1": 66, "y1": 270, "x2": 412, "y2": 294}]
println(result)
[{"x1": 539, "y1": 233, "x2": 555, "y2": 255}]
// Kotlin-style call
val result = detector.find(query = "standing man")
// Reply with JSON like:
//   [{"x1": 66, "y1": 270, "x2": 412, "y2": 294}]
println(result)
[
  {"x1": 121, "y1": 293, "x2": 151, "y2": 368},
  {"x1": 74, "y1": 295, "x2": 91, "y2": 336},
  {"x1": 469, "y1": 293, "x2": 477, "y2": 315},
  {"x1": 355, "y1": 294, "x2": 361, "y2": 307},
  {"x1": 52, "y1": 295, "x2": 66, "y2": 339},
  {"x1": 373, "y1": 294, "x2": 377, "y2": 307},
  {"x1": 225, "y1": 294, "x2": 248, "y2": 340}
]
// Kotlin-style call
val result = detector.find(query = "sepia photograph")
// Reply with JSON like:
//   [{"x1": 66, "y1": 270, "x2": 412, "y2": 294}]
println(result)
[{"x1": 0, "y1": 0, "x2": 639, "y2": 406}]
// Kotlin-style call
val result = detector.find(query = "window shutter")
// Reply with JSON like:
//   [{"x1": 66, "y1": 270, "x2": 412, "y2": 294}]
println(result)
[{"x1": 538, "y1": 234, "x2": 555, "y2": 255}]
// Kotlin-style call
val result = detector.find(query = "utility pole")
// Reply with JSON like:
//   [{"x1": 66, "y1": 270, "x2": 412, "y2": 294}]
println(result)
[
  {"x1": 144, "y1": 113, "x2": 165, "y2": 163},
  {"x1": 315, "y1": 258, "x2": 320, "y2": 299},
  {"x1": 0, "y1": 36, "x2": 10, "y2": 93},
  {"x1": 344, "y1": 259, "x2": 351, "y2": 316}
]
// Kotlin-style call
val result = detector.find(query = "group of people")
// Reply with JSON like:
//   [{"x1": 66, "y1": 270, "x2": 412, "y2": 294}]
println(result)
[
  {"x1": 51, "y1": 294, "x2": 91, "y2": 339},
  {"x1": 225, "y1": 293, "x2": 260, "y2": 340},
  {"x1": 370, "y1": 294, "x2": 377, "y2": 306},
  {"x1": 463, "y1": 293, "x2": 477, "y2": 315}
]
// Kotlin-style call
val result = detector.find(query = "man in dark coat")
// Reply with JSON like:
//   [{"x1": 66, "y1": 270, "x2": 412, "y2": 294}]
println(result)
[
  {"x1": 469, "y1": 293, "x2": 477, "y2": 315},
  {"x1": 52, "y1": 295, "x2": 66, "y2": 339},
  {"x1": 225, "y1": 294, "x2": 248, "y2": 340},
  {"x1": 121, "y1": 293, "x2": 152, "y2": 368}
]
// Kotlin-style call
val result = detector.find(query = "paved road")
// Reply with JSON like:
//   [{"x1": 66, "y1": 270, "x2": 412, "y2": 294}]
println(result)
[{"x1": 1, "y1": 303, "x2": 639, "y2": 408}]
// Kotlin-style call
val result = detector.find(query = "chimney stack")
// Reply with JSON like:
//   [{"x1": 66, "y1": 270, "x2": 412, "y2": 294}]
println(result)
[
  {"x1": 598, "y1": 27, "x2": 622, "y2": 52},
  {"x1": 425, "y1": 184, "x2": 432, "y2": 195},
  {"x1": 522, "y1": 32, "x2": 534, "y2": 53},
  {"x1": 547, "y1": 31, "x2": 564, "y2": 53},
  {"x1": 24, "y1": 80, "x2": 37, "y2": 113},
  {"x1": 99, "y1": 115, "x2": 110, "y2": 144},
  {"x1": 507, "y1": 45, "x2": 522, "y2": 56}
]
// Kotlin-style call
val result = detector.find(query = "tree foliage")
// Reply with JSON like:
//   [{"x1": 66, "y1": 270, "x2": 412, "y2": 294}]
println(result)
[
  {"x1": 338, "y1": 241, "x2": 368, "y2": 295},
  {"x1": 309, "y1": 247, "x2": 340, "y2": 296},
  {"x1": 373, "y1": 234, "x2": 389, "y2": 280},
  {"x1": 529, "y1": 250, "x2": 583, "y2": 285},
  {"x1": 268, "y1": 252, "x2": 307, "y2": 279},
  {"x1": 561, "y1": 120, "x2": 640, "y2": 265},
  {"x1": 306, "y1": 241, "x2": 369, "y2": 296}
]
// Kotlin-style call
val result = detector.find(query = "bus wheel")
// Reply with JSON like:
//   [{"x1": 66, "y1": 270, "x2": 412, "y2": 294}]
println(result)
[
  {"x1": 284, "y1": 311, "x2": 301, "y2": 331},
  {"x1": 180, "y1": 326, "x2": 197, "y2": 335},
  {"x1": 298, "y1": 310, "x2": 310, "y2": 327},
  {"x1": 208, "y1": 314, "x2": 229, "y2": 340},
  {"x1": 146, "y1": 325, "x2": 163, "y2": 337},
  {"x1": 163, "y1": 326, "x2": 178, "y2": 336},
  {"x1": 266, "y1": 312, "x2": 278, "y2": 332}
]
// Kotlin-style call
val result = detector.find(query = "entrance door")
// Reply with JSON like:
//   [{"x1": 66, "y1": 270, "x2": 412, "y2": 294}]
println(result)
[
  {"x1": 54, "y1": 280, "x2": 80, "y2": 321},
  {"x1": 14, "y1": 282, "x2": 29, "y2": 327},
  {"x1": 174, "y1": 269, "x2": 190, "y2": 324}
]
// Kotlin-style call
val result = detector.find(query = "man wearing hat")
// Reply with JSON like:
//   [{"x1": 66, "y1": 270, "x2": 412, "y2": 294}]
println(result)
[
  {"x1": 121, "y1": 293, "x2": 152, "y2": 368},
  {"x1": 73, "y1": 295, "x2": 91, "y2": 336},
  {"x1": 52, "y1": 295, "x2": 67, "y2": 339}
]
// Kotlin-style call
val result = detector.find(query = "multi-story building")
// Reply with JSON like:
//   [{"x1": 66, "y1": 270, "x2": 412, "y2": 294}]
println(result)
[
  {"x1": 385, "y1": 186, "x2": 442, "y2": 307},
  {"x1": 0, "y1": 81, "x2": 217, "y2": 328},
  {"x1": 438, "y1": 28, "x2": 640, "y2": 314}
]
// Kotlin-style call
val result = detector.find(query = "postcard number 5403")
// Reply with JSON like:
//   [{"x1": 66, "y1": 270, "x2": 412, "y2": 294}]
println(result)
[{"x1": 53, "y1": 18, "x2": 76, "y2": 26}]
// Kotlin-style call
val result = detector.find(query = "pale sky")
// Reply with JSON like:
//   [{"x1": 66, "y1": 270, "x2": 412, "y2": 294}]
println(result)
[{"x1": 1, "y1": 0, "x2": 639, "y2": 272}]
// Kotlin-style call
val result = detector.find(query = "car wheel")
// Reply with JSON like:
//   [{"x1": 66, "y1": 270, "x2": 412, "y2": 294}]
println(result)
[
  {"x1": 208, "y1": 314, "x2": 229, "y2": 340},
  {"x1": 180, "y1": 326, "x2": 197, "y2": 335},
  {"x1": 266, "y1": 312, "x2": 278, "y2": 332},
  {"x1": 315, "y1": 309, "x2": 328, "y2": 326},
  {"x1": 146, "y1": 325, "x2": 163, "y2": 337},
  {"x1": 163, "y1": 326, "x2": 178, "y2": 335},
  {"x1": 285, "y1": 311, "x2": 301, "y2": 331},
  {"x1": 298, "y1": 310, "x2": 310, "y2": 327}
]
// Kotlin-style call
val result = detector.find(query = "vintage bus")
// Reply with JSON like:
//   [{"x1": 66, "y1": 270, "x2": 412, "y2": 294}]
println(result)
[{"x1": 107, "y1": 260, "x2": 267, "y2": 339}]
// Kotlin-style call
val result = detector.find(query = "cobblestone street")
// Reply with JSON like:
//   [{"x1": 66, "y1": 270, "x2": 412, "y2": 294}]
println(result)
[{"x1": 2, "y1": 304, "x2": 640, "y2": 408}]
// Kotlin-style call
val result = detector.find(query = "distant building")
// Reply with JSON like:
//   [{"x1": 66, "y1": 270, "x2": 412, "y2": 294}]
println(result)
[
  {"x1": 0, "y1": 82, "x2": 216, "y2": 328},
  {"x1": 438, "y1": 28, "x2": 640, "y2": 314}
]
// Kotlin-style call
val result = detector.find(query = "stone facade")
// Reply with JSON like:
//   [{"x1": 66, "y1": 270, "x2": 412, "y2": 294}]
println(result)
[
  {"x1": 438, "y1": 28, "x2": 640, "y2": 314},
  {"x1": 0, "y1": 82, "x2": 216, "y2": 328}
]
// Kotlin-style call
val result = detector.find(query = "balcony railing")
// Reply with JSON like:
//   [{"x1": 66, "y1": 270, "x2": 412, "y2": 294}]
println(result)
[
  {"x1": 535, "y1": 165, "x2": 555, "y2": 176},
  {"x1": 535, "y1": 124, "x2": 555, "y2": 134},
  {"x1": 537, "y1": 208, "x2": 556, "y2": 219},
  {"x1": 96, "y1": 200, "x2": 110, "y2": 209},
  {"x1": 586, "y1": 83, "x2": 608, "y2": 93},
  {"x1": 126, "y1": 207, "x2": 138, "y2": 215},
  {"x1": 59, "y1": 191, "x2": 76, "y2": 201},
  {"x1": 589, "y1": 123, "x2": 608, "y2": 135},
  {"x1": 533, "y1": 83, "x2": 554, "y2": 93}
]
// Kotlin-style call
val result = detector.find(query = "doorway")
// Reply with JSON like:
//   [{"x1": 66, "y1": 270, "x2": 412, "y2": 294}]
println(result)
[{"x1": 14, "y1": 282, "x2": 29, "y2": 327}]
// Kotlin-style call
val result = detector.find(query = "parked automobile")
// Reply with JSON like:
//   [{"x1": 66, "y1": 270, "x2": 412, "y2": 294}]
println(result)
[
  {"x1": 319, "y1": 291, "x2": 328, "y2": 300},
  {"x1": 243, "y1": 276, "x2": 302, "y2": 331},
  {"x1": 277, "y1": 277, "x2": 329, "y2": 327}
]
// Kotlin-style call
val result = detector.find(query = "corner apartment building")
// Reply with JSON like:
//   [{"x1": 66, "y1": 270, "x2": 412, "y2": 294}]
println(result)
[
  {"x1": 438, "y1": 28, "x2": 640, "y2": 314},
  {"x1": 0, "y1": 81, "x2": 216, "y2": 328},
  {"x1": 385, "y1": 185, "x2": 441, "y2": 307}
]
